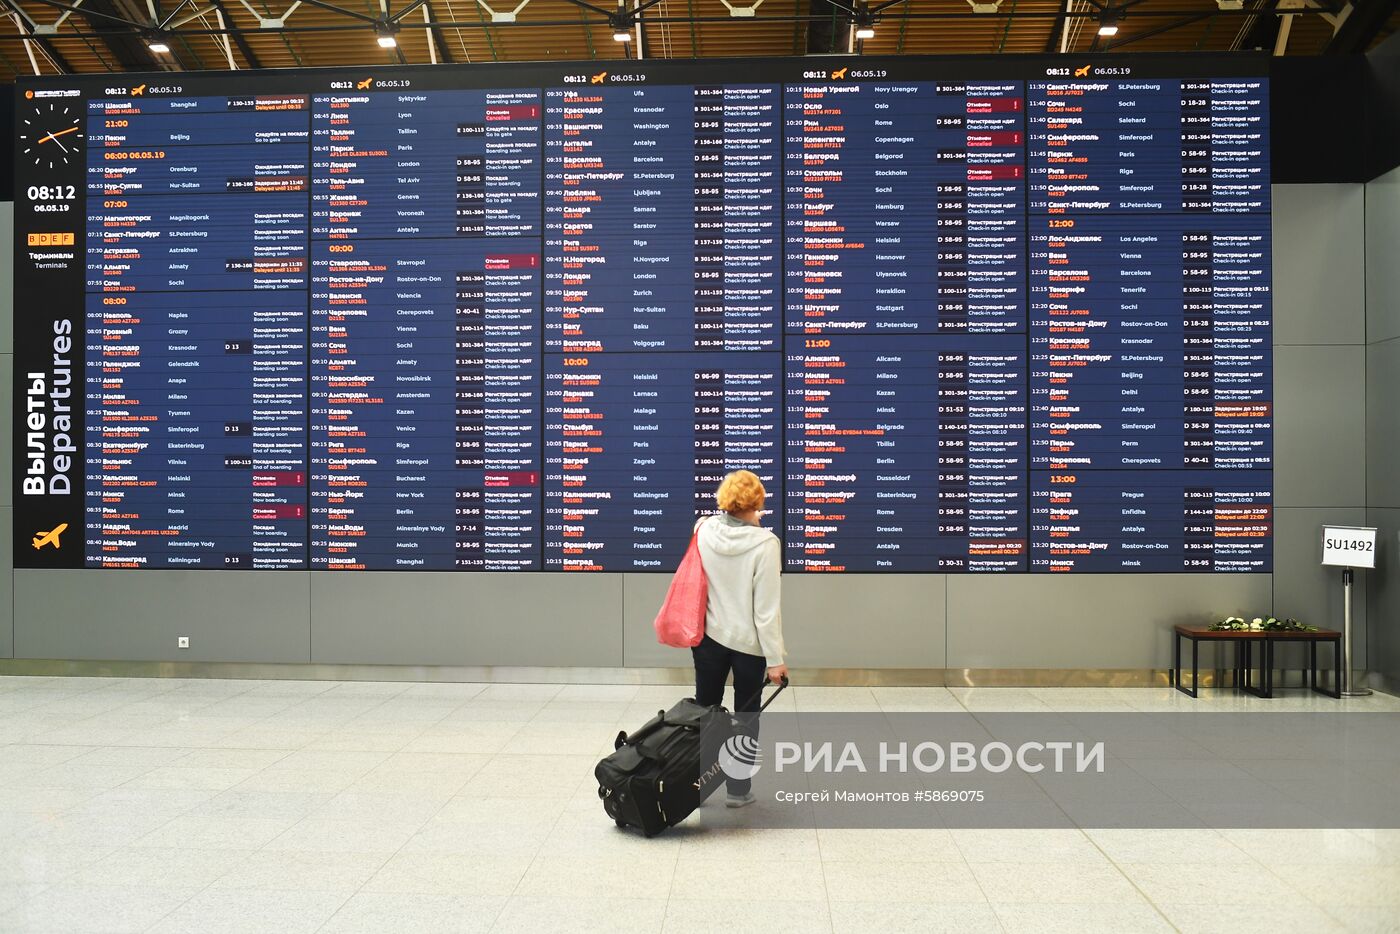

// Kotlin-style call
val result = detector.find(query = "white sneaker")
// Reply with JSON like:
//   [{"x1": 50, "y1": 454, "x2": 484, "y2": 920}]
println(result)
[{"x1": 725, "y1": 792, "x2": 756, "y2": 809}]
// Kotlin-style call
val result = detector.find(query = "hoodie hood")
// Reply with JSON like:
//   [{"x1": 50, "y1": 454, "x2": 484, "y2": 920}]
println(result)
[{"x1": 698, "y1": 513, "x2": 775, "y2": 556}]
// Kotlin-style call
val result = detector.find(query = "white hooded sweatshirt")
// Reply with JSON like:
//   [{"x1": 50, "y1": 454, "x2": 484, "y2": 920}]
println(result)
[{"x1": 694, "y1": 513, "x2": 784, "y2": 666}]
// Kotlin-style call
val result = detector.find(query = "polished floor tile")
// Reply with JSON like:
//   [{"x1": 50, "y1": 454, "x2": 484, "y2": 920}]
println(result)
[
  {"x1": 1, "y1": 884, "x2": 192, "y2": 933},
  {"x1": 362, "y1": 851, "x2": 533, "y2": 898},
  {"x1": 967, "y1": 860, "x2": 1145, "y2": 904},
  {"x1": 815, "y1": 827, "x2": 963, "y2": 862},
  {"x1": 0, "y1": 675, "x2": 1396, "y2": 933},
  {"x1": 1159, "y1": 901, "x2": 1349, "y2": 934},
  {"x1": 319, "y1": 892, "x2": 504, "y2": 933},
  {"x1": 146, "y1": 888, "x2": 349, "y2": 934},
  {"x1": 210, "y1": 849, "x2": 388, "y2": 894},
  {"x1": 991, "y1": 901, "x2": 1175, "y2": 933},
  {"x1": 827, "y1": 901, "x2": 1003, "y2": 934},
  {"x1": 664, "y1": 897, "x2": 832, "y2": 934},
  {"x1": 490, "y1": 895, "x2": 668, "y2": 934}
]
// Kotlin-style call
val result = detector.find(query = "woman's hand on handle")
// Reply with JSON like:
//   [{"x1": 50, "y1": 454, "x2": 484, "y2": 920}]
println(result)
[{"x1": 766, "y1": 664, "x2": 788, "y2": 685}]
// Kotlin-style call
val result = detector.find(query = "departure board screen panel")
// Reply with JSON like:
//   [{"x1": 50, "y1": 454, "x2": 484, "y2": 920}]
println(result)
[{"x1": 12, "y1": 56, "x2": 1271, "y2": 573}]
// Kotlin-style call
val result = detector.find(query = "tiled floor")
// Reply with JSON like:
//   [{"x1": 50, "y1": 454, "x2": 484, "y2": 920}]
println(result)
[{"x1": 1, "y1": 675, "x2": 1398, "y2": 933}]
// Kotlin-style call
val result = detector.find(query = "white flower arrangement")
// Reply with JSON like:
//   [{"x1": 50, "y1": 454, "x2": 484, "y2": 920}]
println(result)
[{"x1": 1210, "y1": 615, "x2": 1316, "y2": 633}]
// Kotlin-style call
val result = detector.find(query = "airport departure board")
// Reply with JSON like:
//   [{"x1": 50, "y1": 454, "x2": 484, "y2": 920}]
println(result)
[{"x1": 12, "y1": 56, "x2": 1272, "y2": 572}]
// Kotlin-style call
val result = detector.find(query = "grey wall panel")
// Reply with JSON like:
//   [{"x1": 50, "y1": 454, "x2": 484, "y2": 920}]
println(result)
[
  {"x1": 1, "y1": 353, "x2": 11, "y2": 507},
  {"x1": 622, "y1": 573, "x2": 682, "y2": 668},
  {"x1": 1273, "y1": 507, "x2": 1366, "y2": 664},
  {"x1": 14, "y1": 570, "x2": 310, "y2": 662},
  {"x1": 0, "y1": 202, "x2": 11, "y2": 354},
  {"x1": 1366, "y1": 168, "x2": 1400, "y2": 345},
  {"x1": 1365, "y1": 171, "x2": 1400, "y2": 683},
  {"x1": 778, "y1": 575, "x2": 946, "y2": 669},
  {"x1": 946, "y1": 575, "x2": 1273, "y2": 669},
  {"x1": 1271, "y1": 185, "x2": 1365, "y2": 345},
  {"x1": 1, "y1": 507, "x2": 11, "y2": 658},
  {"x1": 311, "y1": 572, "x2": 622, "y2": 667},
  {"x1": 1273, "y1": 344, "x2": 1366, "y2": 507},
  {"x1": 1367, "y1": 508, "x2": 1400, "y2": 685},
  {"x1": 1367, "y1": 339, "x2": 1400, "y2": 509}
]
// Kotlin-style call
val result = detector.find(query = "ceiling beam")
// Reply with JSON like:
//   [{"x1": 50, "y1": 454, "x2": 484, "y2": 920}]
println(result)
[
  {"x1": 1105, "y1": 9, "x2": 1211, "y2": 49},
  {"x1": 1044, "y1": 0, "x2": 1070, "y2": 52},
  {"x1": 806, "y1": 0, "x2": 842, "y2": 52},
  {"x1": 2, "y1": 0, "x2": 76, "y2": 71},
  {"x1": 207, "y1": 0, "x2": 261, "y2": 65},
  {"x1": 76, "y1": 0, "x2": 170, "y2": 70},
  {"x1": 1233, "y1": 0, "x2": 1282, "y2": 51},
  {"x1": 422, "y1": 0, "x2": 454, "y2": 61},
  {"x1": 6, "y1": 1, "x2": 1355, "y2": 57}
]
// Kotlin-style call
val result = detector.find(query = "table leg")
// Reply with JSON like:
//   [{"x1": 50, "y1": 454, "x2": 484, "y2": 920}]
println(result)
[
  {"x1": 1191, "y1": 638, "x2": 1199, "y2": 698},
  {"x1": 1262, "y1": 639, "x2": 1274, "y2": 699},
  {"x1": 1173, "y1": 631, "x2": 1180, "y2": 691},
  {"x1": 1309, "y1": 642, "x2": 1317, "y2": 693},
  {"x1": 1332, "y1": 637, "x2": 1342, "y2": 699}
]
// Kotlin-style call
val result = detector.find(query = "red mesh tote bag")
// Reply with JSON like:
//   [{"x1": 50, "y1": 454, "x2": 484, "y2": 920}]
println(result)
[{"x1": 653, "y1": 520, "x2": 709, "y2": 648}]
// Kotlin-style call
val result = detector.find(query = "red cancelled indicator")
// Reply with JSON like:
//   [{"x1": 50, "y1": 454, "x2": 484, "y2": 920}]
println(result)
[
  {"x1": 484, "y1": 254, "x2": 540, "y2": 270},
  {"x1": 485, "y1": 105, "x2": 540, "y2": 121},
  {"x1": 253, "y1": 505, "x2": 306, "y2": 520},
  {"x1": 252, "y1": 471, "x2": 306, "y2": 487},
  {"x1": 967, "y1": 165, "x2": 1023, "y2": 181},
  {"x1": 966, "y1": 131, "x2": 1023, "y2": 147},
  {"x1": 484, "y1": 471, "x2": 539, "y2": 488},
  {"x1": 966, "y1": 98, "x2": 1023, "y2": 113}
]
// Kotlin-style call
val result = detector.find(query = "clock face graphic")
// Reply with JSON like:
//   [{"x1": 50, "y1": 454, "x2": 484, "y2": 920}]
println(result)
[{"x1": 19, "y1": 101, "x2": 83, "y2": 170}]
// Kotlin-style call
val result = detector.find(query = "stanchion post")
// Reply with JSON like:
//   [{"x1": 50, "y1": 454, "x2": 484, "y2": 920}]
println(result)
[
  {"x1": 1322, "y1": 525, "x2": 1375, "y2": 697},
  {"x1": 1341, "y1": 566, "x2": 1371, "y2": 696}
]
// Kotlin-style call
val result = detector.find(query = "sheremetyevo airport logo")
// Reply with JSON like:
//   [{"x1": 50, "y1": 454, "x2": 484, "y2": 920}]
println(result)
[{"x1": 719, "y1": 733, "x2": 762, "y2": 781}]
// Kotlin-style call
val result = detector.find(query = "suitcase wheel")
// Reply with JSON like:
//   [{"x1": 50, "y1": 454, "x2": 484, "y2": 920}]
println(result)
[{"x1": 614, "y1": 818, "x2": 626, "y2": 828}]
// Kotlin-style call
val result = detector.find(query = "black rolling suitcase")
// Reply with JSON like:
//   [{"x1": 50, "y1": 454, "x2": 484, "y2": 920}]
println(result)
[{"x1": 596, "y1": 677, "x2": 788, "y2": 837}]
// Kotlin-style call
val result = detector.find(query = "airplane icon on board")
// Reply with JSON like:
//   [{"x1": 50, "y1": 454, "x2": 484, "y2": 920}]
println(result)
[
  {"x1": 831, "y1": 67, "x2": 848, "y2": 80},
  {"x1": 591, "y1": 71, "x2": 607, "y2": 84},
  {"x1": 32, "y1": 523, "x2": 67, "y2": 551},
  {"x1": 1074, "y1": 65, "x2": 1092, "y2": 77},
  {"x1": 357, "y1": 77, "x2": 374, "y2": 90},
  {"x1": 132, "y1": 83, "x2": 146, "y2": 96}
]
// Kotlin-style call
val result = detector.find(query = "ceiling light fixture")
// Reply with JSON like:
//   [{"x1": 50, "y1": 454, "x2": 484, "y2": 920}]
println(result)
[
  {"x1": 853, "y1": 9, "x2": 877, "y2": 40},
  {"x1": 611, "y1": 17, "x2": 633, "y2": 40},
  {"x1": 375, "y1": 21, "x2": 399, "y2": 48},
  {"x1": 144, "y1": 31, "x2": 171, "y2": 53},
  {"x1": 1096, "y1": 11, "x2": 1119, "y2": 36}
]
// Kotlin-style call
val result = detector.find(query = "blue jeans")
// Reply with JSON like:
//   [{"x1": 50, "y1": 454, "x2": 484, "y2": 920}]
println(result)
[{"x1": 692, "y1": 633, "x2": 766, "y2": 795}]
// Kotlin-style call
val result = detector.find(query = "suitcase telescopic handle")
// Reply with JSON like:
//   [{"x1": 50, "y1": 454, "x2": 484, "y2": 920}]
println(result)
[{"x1": 747, "y1": 674, "x2": 789, "y2": 712}]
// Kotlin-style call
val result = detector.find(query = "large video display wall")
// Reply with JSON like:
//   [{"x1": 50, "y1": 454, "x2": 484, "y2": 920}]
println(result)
[{"x1": 12, "y1": 56, "x2": 1272, "y2": 572}]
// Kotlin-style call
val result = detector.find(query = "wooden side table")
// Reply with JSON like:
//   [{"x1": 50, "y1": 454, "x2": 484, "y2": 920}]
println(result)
[
  {"x1": 1173, "y1": 625, "x2": 1344, "y2": 699},
  {"x1": 1172, "y1": 625, "x2": 1266, "y2": 697},
  {"x1": 1252, "y1": 630, "x2": 1343, "y2": 699}
]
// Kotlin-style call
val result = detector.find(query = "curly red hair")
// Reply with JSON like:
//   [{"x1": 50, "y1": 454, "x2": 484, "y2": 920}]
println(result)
[{"x1": 715, "y1": 470, "x2": 766, "y2": 513}]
